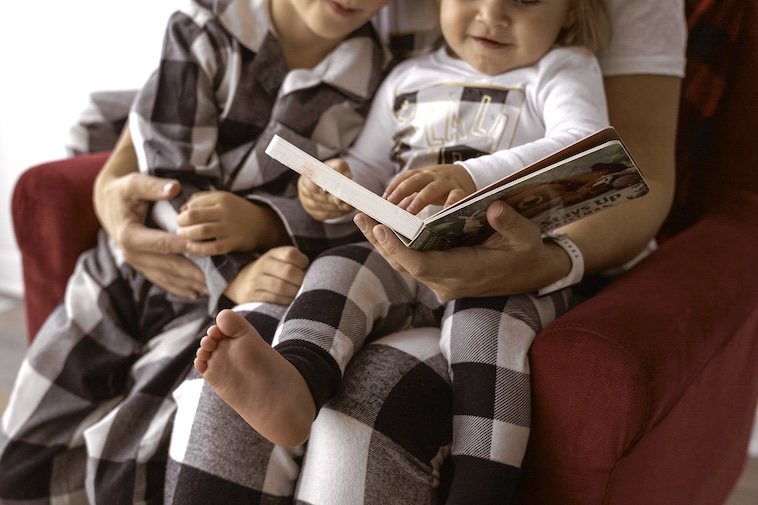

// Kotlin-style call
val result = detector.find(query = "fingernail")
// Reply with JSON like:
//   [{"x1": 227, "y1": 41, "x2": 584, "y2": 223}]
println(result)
[
  {"x1": 354, "y1": 215, "x2": 366, "y2": 232},
  {"x1": 490, "y1": 200, "x2": 504, "y2": 217},
  {"x1": 162, "y1": 182, "x2": 175, "y2": 195},
  {"x1": 375, "y1": 226, "x2": 387, "y2": 243}
]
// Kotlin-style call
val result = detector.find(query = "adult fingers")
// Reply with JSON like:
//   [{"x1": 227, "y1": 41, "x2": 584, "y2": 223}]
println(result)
[
  {"x1": 354, "y1": 213, "x2": 412, "y2": 274},
  {"x1": 125, "y1": 250, "x2": 207, "y2": 299},
  {"x1": 121, "y1": 172, "x2": 181, "y2": 202},
  {"x1": 485, "y1": 200, "x2": 542, "y2": 250},
  {"x1": 120, "y1": 223, "x2": 192, "y2": 256}
]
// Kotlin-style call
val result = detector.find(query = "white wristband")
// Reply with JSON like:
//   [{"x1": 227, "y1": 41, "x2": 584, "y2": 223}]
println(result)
[{"x1": 537, "y1": 231, "x2": 584, "y2": 296}]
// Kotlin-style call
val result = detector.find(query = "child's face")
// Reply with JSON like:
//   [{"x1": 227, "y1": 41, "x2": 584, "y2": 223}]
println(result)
[
  {"x1": 440, "y1": 0, "x2": 576, "y2": 75},
  {"x1": 287, "y1": 0, "x2": 389, "y2": 41}
]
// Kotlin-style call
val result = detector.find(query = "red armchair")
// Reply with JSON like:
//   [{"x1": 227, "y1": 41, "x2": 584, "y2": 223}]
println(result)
[{"x1": 11, "y1": 0, "x2": 758, "y2": 503}]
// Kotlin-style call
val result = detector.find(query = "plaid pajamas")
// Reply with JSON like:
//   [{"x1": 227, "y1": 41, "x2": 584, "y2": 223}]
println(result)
[
  {"x1": 0, "y1": 232, "x2": 211, "y2": 504},
  {"x1": 166, "y1": 326, "x2": 452, "y2": 505},
  {"x1": 235, "y1": 243, "x2": 570, "y2": 503},
  {"x1": 129, "y1": 0, "x2": 388, "y2": 309},
  {"x1": 164, "y1": 304, "x2": 299, "y2": 505},
  {"x1": 166, "y1": 278, "x2": 568, "y2": 505},
  {"x1": 0, "y1": 1, "x2": 388, "y2": 502}
]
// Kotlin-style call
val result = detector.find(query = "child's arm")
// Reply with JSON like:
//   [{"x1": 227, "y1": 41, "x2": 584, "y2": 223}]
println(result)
[
  {"x1": 177, "y1": 191, "x2": 290, "y2": 256},
  {"x1": 298, "y1": 158, "x2": 355, "y2": 222},
  {"x1": 383, "y1": 164, "x2": 477, "y2": 215}
]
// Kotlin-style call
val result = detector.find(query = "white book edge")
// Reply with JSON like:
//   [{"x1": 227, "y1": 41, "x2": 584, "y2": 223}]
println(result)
[{"x1": 265, "y1": 135, "x2": 423, "y2": 240}]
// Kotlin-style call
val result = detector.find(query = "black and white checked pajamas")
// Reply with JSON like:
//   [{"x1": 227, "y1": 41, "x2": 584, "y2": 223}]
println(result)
[
  {"x1": 166, "y1": 326, "x2": 453, "y2": 505},
  {"x1": 163, "y1": 261, "x2": 571, "y2": 505},
  {"x1": 0, "y1": 0, "x2": 388, "y2": 502},
  {"x1": 222, "y1": 242, "x2": 571, "y2": 503},
  {"x1": 0, "y1": 233, "x2": 211, "y2": 504}
]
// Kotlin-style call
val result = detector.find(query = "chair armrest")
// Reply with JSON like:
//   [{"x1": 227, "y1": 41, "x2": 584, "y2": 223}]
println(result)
[
  {"x1": 521, "y1": 210, "x2": 758, "y2": 501},
  {"x1": 12, "y1": 152, "x2": 109, "y2": 342}
]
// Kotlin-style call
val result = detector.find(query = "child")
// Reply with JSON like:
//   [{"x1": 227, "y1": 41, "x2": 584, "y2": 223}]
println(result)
[
  {"x1": 129, "y1": 0, "x2": 394, "y2": 308},
  {"x1": 195, "y1": 0, "x2": 611, "y2": 502},
  {"x1": 0, "y1": 0, "x2": 391, "y2": 502}
]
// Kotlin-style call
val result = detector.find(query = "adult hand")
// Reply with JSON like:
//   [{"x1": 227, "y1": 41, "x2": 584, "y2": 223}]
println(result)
[
  {"x1": 93, "y1": 125, "x2": 207, "y2": 300},
  {"x1": 353, "y1": 200, "x2": 571, "y2": 301},
  {"x1": 224, "y1": 246, "x2": 309, "y2": 305},
  {"x1": 96, "y1": 171, "x2": 209, "y2": 299}
]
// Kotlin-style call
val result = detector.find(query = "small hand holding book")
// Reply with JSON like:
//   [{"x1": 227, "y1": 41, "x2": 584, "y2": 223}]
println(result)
[{"x1": 266, "y1": 128, "x2": 648, "y2": 251}]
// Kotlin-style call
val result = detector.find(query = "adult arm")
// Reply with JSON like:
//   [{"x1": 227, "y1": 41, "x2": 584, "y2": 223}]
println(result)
[
  {"x1": 565, "y1": 74, "x2": 679, "y2": 272},
  {"x1": 355, "y1": 74, "x2": 681, "y2": 301},
  {"x1": 93, "y1": 124, "x2": 290, "y2": 299},
  {"x1": 93, "y1": 124, "x2": 208, "y2": 300}
]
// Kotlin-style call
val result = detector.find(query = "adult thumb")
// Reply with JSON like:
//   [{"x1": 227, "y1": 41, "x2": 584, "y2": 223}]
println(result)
[
  {"x1": 486, "y1": 200, "x2": 528, "y2": 238},
  {"x1": 132, "y1": 174, "x2": 181, "y2": 201}
]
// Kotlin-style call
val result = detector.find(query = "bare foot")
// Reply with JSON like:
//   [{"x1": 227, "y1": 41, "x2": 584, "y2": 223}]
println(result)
[{"x1": 194, "y1": 309, "x2": 316, "y2": 447}]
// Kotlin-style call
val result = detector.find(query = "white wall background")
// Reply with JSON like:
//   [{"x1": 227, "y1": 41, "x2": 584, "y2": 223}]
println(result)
[{"x1": 0, "y1": 0, "x2": 179, "y2": 296}]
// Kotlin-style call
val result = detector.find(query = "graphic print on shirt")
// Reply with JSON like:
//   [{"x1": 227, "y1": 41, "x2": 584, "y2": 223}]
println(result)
[{"x1": 390, "y1": 84, "x2": 526, "y2": 170}]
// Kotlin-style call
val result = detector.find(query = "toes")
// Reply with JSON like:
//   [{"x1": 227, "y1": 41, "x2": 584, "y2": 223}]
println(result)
[
  {"x1": 206, "y1": 325, "x2": 224, "y2": 342},
  {"x1": 216, "y1": 309, "x2": 257, "y2": 339},
  {"x1": 196, "y1": 347, "x2": 212, "y2": 362},
  {"x1": 199, "y1": 335, "x2": 218, "y2": 352},
  {"x1": 194, "y1": 358, "x2": 208, "y2": 374}
]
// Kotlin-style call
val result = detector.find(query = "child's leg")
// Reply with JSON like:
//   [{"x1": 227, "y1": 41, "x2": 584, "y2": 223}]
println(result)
[
  {"x1": 195, "y1": 309, "x2": 316, "y2": 448},
  {"x1": 0, "y1": 233, "x2": 208, "y2": 504},
  {"x1": 195, "y1": 243, "x2": 440, "y2": 446},
  {"x1": 440, "y1": 291, "x2": 571, "y2": 505},
  {"x1": 165, "y1": 369, "x2": 304, "y2": 505},
  {"x1": 273, "y1": 242, "x2": 438, "y2": 410}
]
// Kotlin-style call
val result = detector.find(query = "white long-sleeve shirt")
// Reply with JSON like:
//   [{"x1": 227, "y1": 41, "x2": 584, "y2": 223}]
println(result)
[{"x1": 343, "y1": 46, "x2": 609, "y2": 200}]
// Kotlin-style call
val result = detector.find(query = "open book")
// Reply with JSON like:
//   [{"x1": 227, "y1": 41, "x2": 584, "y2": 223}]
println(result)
[{"x1": 265, "y1": 127, "x2": 648, "y2": 251}]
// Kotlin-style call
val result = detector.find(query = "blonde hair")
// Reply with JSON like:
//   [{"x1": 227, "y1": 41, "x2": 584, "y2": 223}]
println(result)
[{"x1": 557, "y1": 0, "x2": 612, "y2": 54}]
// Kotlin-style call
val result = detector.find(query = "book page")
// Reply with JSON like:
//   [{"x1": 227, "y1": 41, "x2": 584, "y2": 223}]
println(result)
[{"x1": 419, "y1": 138, "x2": 647, "y2": 249}]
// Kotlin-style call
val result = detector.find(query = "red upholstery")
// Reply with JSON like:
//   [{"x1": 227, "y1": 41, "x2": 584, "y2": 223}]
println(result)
[
  {"x1": 11, "y1": 152, "x2": 107, "y2": 342},
  {"x1": 11, "y1": 0, "x2": 758, "y2": 502},
  {"x1": 518, "y1": 0, "x2": 758, "y2": 501}
]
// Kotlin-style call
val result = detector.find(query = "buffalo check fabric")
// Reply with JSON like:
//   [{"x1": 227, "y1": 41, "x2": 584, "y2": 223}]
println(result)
[
  {"x1": 68, "y1": 90, "x2": 137, "y2": 156},
  {"x1": 0, "y1": 0, "x2": 387, "y2": 501},
  {"x1": 64, "y1": 1, "x2": 440, "y2": 162},
  {"x1": 0, "y1": 232, "x2": 211, "y2": 504},
  {"x1": 267, "y1": 243, "x2": 571, "y2": 503},
  {"x1": 165, "y1": 328, "x2": 453, "y2": 505},
  {"x1": 664, "y1": 0, "x2": 746, "y2": 238},
  {"x1": 161, "y1": 243, "x2": 571, "y2": 504},
  {"x1": 128, "y1": 0, "x2": 389, "y2": 312}
]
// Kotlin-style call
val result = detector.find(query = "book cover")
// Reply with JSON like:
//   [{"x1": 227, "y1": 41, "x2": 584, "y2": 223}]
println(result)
[{"x1": 265, "y1": 127, "x2": 648, "y2": 251}]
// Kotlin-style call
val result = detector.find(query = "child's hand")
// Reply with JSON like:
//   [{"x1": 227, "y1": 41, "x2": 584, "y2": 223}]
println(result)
[
  {"x1": 224, "y1": 246, "x2": 309, "y2": 305},
  {"x1": 298, "y1": 158, "x2": 354, "y2": 221},
  {"x1": 383, "y1": 164, "x2": 477, "y2": 215},
  {"x1": 177, "y1": 191, "x2": 270, "y2": 255}
]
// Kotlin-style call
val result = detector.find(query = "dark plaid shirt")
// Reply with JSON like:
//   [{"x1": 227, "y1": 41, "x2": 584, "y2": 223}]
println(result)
[
  {"x1": 664, "y1": 0, "x2": 748, "y2": 238},
  {"x1": 129, "y1": 0, "x2": 390, "y2": 309}
]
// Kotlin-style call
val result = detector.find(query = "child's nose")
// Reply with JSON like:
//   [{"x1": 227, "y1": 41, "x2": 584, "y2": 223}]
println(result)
[{"x1": 476, "y1": 0, "x2": 512, "y2": 26}]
